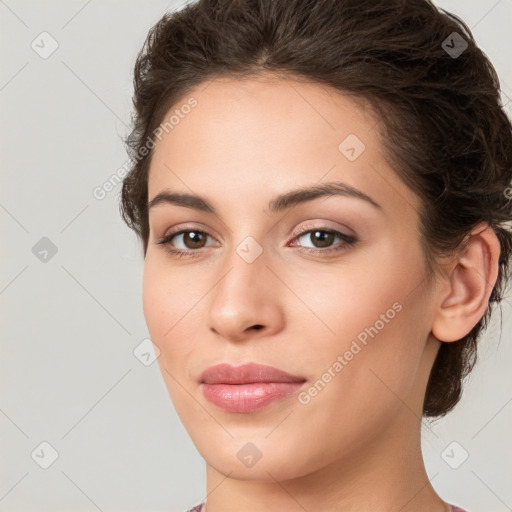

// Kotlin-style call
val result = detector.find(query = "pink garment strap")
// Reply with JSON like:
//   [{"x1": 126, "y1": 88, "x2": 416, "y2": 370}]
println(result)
[{"x1": 188, "y1": 503, "x2": 467, "y2": 512}]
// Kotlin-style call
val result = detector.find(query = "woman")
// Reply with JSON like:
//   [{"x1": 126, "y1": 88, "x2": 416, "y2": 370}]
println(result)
[{"x1": 120, "y1": 0, "x2": 512, "y2": 510}]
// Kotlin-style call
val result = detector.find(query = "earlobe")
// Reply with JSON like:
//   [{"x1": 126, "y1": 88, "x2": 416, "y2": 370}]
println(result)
[{"x1": 431, "y1": 223, "x2": 501, "y2": 343}]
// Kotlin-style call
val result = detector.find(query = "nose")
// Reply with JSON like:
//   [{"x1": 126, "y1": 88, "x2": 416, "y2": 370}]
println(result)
[{"x1": 205, "y1": 248, "x2": 285, "y2": 342}]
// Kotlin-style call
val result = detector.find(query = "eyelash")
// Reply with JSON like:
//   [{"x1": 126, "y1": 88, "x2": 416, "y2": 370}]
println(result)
[{"x1": 156, "y1": 225, "x2": 357, "y2": 259}]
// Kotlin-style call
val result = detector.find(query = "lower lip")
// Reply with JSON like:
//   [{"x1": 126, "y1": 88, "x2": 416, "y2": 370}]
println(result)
[{"x1": 201, "y1": 382, "x2": 305, "y2": 413}]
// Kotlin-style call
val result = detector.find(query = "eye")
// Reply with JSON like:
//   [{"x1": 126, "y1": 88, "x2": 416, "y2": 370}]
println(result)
[
  {"x1": 156, "y1": 228, "x2": 218, "y2": 257},
  {"x1": 290, "y1": 227, "x2": 357, "y2": 254}
]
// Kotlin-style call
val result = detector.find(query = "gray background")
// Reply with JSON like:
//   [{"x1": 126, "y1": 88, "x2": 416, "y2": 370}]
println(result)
[{"x1": 1, "y1": 1, "x2": 511, "y2": 511}]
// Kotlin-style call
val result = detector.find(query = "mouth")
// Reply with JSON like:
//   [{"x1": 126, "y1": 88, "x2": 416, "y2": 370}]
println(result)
[{"x1": 199, "y1": 362, "x2": 307, "y2": 413}]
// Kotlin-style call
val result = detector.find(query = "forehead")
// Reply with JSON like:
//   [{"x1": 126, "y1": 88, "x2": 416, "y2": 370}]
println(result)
[
  {"x1": 151, "y1": 73, "x2": 380, "y2": 161},
  {"x1": 147, "y1": 74, "x2": 418, "y2": 216}
]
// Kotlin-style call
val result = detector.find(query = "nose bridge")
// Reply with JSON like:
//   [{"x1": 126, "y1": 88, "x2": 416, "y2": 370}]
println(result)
[
  {"x1": 219, "y1": 209, "x2": 269, "y2": 277},
  {"x1": 205, "y1": 231, "x2": 280, "y2": 338},
  {"x1": 216, "y1": 232, "x2": 268, "y2": 301}
]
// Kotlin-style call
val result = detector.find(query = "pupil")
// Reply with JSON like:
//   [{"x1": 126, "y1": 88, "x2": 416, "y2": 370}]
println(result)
[
  {"x1": 313, "y1": 230, "x2": 333, "y2": 248},
  {"x1": 186, "y1": 231, "x2": 204, "y2": 248}
]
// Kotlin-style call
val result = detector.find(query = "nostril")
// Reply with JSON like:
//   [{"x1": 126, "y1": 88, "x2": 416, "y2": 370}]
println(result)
[{"x1": 251, "y1": 324, "x2": 264, "y2": 330}]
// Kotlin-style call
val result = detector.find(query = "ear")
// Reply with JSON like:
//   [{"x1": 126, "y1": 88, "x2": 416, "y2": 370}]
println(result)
[{"x1": 431, "y1": 223, "x2": 501, "y2": 342}]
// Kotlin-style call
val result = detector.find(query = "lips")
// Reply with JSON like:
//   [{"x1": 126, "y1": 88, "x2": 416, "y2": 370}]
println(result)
[
  {"x1": 199, "y1": 362, "x2": 307, "y2": 413},
  {"x1": 199, "y1": 362, "x2": 306, "y2": 385}
]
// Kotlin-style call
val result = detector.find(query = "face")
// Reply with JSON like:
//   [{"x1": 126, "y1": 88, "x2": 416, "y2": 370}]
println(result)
[{"x1": 143, "y1": 74, "x2": 441, "y2": 481}]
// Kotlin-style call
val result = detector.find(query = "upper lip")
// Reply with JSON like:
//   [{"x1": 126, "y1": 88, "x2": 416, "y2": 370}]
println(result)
[{"x1": 199, "y1": 362, "x2": 306, "y2": 385}]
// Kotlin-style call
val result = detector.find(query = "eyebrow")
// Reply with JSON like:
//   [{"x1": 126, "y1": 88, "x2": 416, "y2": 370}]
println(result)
[{"x1": 147, "y1": 181, "x2": 381, "y2": 214}]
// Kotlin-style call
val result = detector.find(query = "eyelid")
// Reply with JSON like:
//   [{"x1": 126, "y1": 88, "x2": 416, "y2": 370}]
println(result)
[
  {"x1": 289, "y1": 219, "x2": 355, "y2": 240},
  {"x1": 161, "y1": 222, "x2": 220, "y2": 241}
]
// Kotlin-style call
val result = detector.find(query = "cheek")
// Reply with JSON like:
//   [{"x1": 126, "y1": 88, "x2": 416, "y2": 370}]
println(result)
[
  {"x1": 142, "y1": 255, "x2": 184, "y2": 355},
  {"x1": 142, "y1": 258, "x2": 165, "y2": 340},
  {"x1": 142, "y1": 254, "x2": 203, "y2": 371},
  {"x1": 292, "y1": 293, "x2": 428, "y2": 464},
  {"x1": 296, "y1": 265, "x2": 405, "y2": 354},
  {"x1": 142, "y1": 259, "x2": 195, "y2": 412},
  {"x1": 302, "y1": 245, "x2": 429, "y2": 397}
]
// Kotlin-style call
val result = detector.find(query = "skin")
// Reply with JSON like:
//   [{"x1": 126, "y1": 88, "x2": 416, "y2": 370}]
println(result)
[{"x1": 142, "y1": 74, "x2": 500, "y2": 512}]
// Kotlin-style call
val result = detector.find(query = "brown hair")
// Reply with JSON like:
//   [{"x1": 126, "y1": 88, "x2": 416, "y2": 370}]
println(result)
[{"x1": 120, "y1": 0, "x2": 512, "y2": 417}]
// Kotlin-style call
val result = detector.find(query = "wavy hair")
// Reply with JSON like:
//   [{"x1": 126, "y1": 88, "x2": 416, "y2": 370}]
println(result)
[{"x1": 120, "y1": 0, "x2": 512, "y2": 416}]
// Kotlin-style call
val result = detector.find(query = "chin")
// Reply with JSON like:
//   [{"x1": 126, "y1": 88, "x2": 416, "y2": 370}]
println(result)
[
  {"x1": 195, "y1": 433, "x2": 319, "y2": 482},
  {"x1": 206, "y1": 451, "x2": 307, "y2": 481}
]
